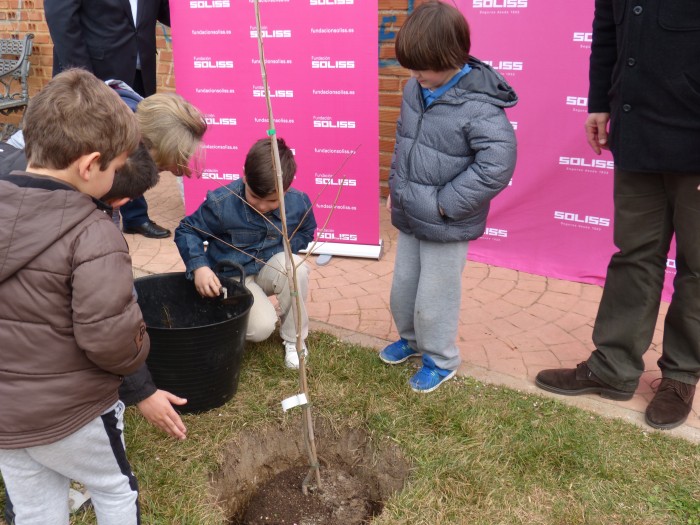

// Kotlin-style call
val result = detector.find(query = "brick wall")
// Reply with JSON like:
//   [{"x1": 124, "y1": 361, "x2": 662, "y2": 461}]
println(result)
[{"x1": 0, "y1": 0, "x2": 419, "y2": 196}]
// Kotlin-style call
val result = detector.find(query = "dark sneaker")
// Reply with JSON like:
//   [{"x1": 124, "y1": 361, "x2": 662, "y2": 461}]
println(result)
[
  {"x1": 409, "y1": 355, "x2": 456, "y2": 393},
  {"x1": 645, "y1": 378, "x2": 696, "y2": 430},
  {"x1": 535, "y1": 361, "x2": 634, "y2": 401},
  {"x1": 379, "y1": 338, "x2": 420, "y2": 364}
]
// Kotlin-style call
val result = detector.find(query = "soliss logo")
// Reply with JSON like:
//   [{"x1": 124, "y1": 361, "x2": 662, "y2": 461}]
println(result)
[
  {"x1": 252, "y1": 89, "x2": 294, "y2": 98},
  {"x1": 559, "y1": 157, "x2": 614, "y2": 170},
  {"x1": 204, "y1": 116, "x2": 237, "y2": 125},
  {"x1": 473, "y1": 0, "x2": 527, "y2": 8},
  {"x1": 311, "y1": 60, "x2": 355, "y2": 69},
  {"x1": 194, "y1": 60, "x2": 234, "y2": 69},
  {"x1": 250, "y1": 30, "x2": 291, "y2": 38},
  {"x1": 554, "y1": 211, "x2": 610, "y2": 227},
  {"x1": 566, "y1": 96, "x2": 588, "y2": 107},
  {"x1": 483, "y1": 60, "x2": 523, "y2": 71},
  {"x1": 190, "y1": 0, "x2": 229, "y2": 7},
  {"x1": 313, "y1": 120, "x2": 356, "y2": 128},
  {"x1": 484, "y1": 228, "x2": 508, "y2": 237},
  {"x1": 318, "y1": 232, "x2": 358, "y2": 241},
  {"x1": 315, "y1": 177, "x2": 357, "y2": 186}
]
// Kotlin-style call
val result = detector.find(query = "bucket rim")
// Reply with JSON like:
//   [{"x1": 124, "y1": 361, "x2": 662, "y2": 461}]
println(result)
[{"x1": 134, "y1": 271, "x2": 253, "y2": 331}]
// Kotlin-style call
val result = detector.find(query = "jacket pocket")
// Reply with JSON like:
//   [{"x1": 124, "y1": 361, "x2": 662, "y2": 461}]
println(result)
[
  {"x1": 613, "y1": 0, "x2": 627, "y2": 24},
  {"x1": 659, "y1": 1, "x2": 700, "y2": 30},
  {"x1": 228, "y1": 230, "x2": 264, "y2": 251}
]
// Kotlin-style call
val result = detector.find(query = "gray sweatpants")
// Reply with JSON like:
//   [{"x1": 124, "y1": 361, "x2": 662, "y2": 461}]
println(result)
[
  {"x1": 390, "y1": 231, "x2": 469, "y2": 370},
  {"x1": 0, "y1": 401, "x2": 139, "y2": 525}
]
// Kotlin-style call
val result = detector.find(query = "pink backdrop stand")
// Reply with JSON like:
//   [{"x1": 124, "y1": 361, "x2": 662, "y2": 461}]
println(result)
[{"x1": 171, "y1": 0, "x2": 381, "y2": 260}]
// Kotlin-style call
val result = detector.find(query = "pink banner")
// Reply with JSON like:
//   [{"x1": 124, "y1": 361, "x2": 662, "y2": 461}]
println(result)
[
  {"x1": 457, "y1": 0, "x2": 675, "y2": 300},
  {"x1": 171, "y1": 0, "x2": 380, "y2": 255}
]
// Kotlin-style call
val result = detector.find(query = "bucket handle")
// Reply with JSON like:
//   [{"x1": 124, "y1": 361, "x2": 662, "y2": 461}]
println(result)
[{"x1": 213, "y1": 260, "x2": 247, "y2": 285}]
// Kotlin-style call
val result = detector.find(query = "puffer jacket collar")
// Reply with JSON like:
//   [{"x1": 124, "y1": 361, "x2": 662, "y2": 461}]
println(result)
[
  {"x1": 0, "y1": 171, "x2": 109, "y2": 284},
  {"x1": 407, "y1": 57, "x2": 518, "y2": 110}
]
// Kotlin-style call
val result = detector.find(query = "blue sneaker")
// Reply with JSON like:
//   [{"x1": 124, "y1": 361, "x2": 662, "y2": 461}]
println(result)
[
  {"x1": 409, "y1": 355, "x2": 456, "y2": 393},
  {"x1": 379, "y1": 338, "x2": 420, "y2": 364}
]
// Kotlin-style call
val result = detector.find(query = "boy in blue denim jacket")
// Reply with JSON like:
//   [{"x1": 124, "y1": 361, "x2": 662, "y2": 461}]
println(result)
[{"x1": 174, "y1": 138, "x2": 317, "y2": 369}]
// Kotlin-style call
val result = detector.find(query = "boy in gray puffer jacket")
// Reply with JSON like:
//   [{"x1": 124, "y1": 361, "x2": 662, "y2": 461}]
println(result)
[{"x1": 381, "y1": 1, "x2": 517, "y2": 393}]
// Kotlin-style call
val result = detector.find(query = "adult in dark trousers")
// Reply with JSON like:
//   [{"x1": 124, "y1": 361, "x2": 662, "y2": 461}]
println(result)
[
  {"x1": 536, "y1": 0, "x2": 700, "y2": 430},
  {"x1": 44, "y1": 0, "x2": 173, "y2": 239}
]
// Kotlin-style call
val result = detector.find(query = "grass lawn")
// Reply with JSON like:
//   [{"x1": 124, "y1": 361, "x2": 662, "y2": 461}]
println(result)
[{"x1": 2, "y1": 331, "x2": 699, "y2": 524}]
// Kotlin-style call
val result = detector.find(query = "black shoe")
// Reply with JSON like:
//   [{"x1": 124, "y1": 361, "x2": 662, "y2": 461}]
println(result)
[
  {"x1": 123, "y1": 220, "x2": 171, "y2": 239},
  {"x1": 645, "y1": 378, "x2": 696, "y2": 430},
  {"x1": 535, "y1": 361, "x2": 634, "y2": 401}
]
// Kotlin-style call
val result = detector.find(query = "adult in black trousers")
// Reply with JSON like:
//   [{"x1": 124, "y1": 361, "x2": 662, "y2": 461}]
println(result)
[
  {"x1": 44, "y1": 0, "x2": 172, "y2": 239},
  {"x1": 536, "y1": 0, "x2": 700, "y2": 429}
]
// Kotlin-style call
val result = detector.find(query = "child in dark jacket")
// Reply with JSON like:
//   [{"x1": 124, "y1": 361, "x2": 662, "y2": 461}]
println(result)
[
  {"x1": 0, "y1": 69, "x2": 148, "y2": 524},
  {"x1": 382, "y1": 1, "x2": 518, "y2": 392},
  {"x1": 175, "y1": 138, "x2": 317, "y2": 369}
]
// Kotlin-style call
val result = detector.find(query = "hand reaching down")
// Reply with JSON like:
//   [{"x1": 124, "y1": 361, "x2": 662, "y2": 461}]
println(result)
[{"x1": 137, "y1": 389, "x2": 188, "y2": 440}]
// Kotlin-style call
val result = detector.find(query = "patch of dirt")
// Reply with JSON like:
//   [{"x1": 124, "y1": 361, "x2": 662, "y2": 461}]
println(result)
[
  {"x1": 213, "y1": 418, "x2": 410, "y2": 524},
  {"x1": 241, "y1": 465, "x2": 373, "y2": 525}
]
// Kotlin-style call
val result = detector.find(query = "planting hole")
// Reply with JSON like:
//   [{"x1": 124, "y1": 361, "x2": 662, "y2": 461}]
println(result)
[{"x1": 214, "y1": 419, "x2": 410, "y2": 524}]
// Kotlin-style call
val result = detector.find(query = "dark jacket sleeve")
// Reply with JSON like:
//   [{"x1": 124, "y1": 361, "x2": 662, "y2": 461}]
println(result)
[
  {"x1": 588, "y1": 0, "x2": 616, "y2": 113},
  {"x1": 157, "y1": 0, "x2": 170, "y2": 27},
  {"x1": 0, "y1": 145, "x2": 27, "y2": 177},
  {"x1": 44, "y1": 0, "x2": 94, "y2": 72},
  {"x1": 119, "y1": 363, "x2": 157, "y2": 406},
  {"x1": 174, "y1": 193, "x2": 224, "y2": 278}
]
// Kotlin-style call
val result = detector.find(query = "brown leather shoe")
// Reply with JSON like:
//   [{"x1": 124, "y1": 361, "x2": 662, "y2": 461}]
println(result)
[
  {"x1": 645, "y1": 378, "x2": 696, "y2": 430},
  {"x1": 535, "y1": 362, "x2": 634, "y2": 401}
]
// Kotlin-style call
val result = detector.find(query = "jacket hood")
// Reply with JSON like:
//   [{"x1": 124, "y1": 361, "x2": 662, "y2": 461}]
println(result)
[
  {"x1": 105, "y1": 79, "x2": 143, "y2": 112},
  {"x1": 426, "y1": 57, "x2": 518, "y2": 109},
  {"x1": 0, "y1": 173, "x2": 100, "y2": 284}
]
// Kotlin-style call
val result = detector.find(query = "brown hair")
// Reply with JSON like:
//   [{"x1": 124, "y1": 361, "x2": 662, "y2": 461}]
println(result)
[
  {"x1": 137, "y1": 93, "x2": 207, "y2": 178},
  {"x1": 102, "y1": 142, "x2": 160, "y2": 202},
  {"x1": 395, "y1": 1, "x2": 471, "y2": 72},
  {"x1": 24, "y1": 68, "x2": 140, "y2": 170},
  {"x1": 244, "y1": 137, "x2": 297, "y2": 197}
]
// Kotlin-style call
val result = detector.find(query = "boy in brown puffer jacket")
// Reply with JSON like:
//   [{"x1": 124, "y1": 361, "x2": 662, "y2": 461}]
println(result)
[{"x1": 0, "y1": 68, "x2": 149, "y2": 525}]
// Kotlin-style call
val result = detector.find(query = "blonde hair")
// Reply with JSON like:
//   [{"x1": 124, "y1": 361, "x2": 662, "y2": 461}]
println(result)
[{"x1": 136, "y1": 93, "x2": 207, "y2": 177}]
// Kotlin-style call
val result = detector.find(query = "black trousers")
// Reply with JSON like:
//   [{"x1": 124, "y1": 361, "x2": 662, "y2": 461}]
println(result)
[
  {"x1": 587, "y1": 168, "x2": 700, "y2": 391},
  {"x1": 119, "y1": 69, "x2": 151, "y2": 230}
]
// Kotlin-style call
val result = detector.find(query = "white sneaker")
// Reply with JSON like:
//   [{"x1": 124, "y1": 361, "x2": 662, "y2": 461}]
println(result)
[{"x1": 284, "y1": 341, "x2": 308, "y2": 369}]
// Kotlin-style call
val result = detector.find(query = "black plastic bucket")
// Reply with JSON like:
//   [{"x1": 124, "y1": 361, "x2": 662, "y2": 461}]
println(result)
[{"x1": 133, "y1": 262, "x2": 253, "y2": 414}]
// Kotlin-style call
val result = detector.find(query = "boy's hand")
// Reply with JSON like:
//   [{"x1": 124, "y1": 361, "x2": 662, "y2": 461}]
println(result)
[
  {"x1": 385, "y1": 195, "x2": 391, "y2": 211},
  {"x1": 136, "y1": 390, "x2": 188, "y2": 440},
  {"x1": 194, "y1": 266, "x2": 222, "y2": 297}
]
